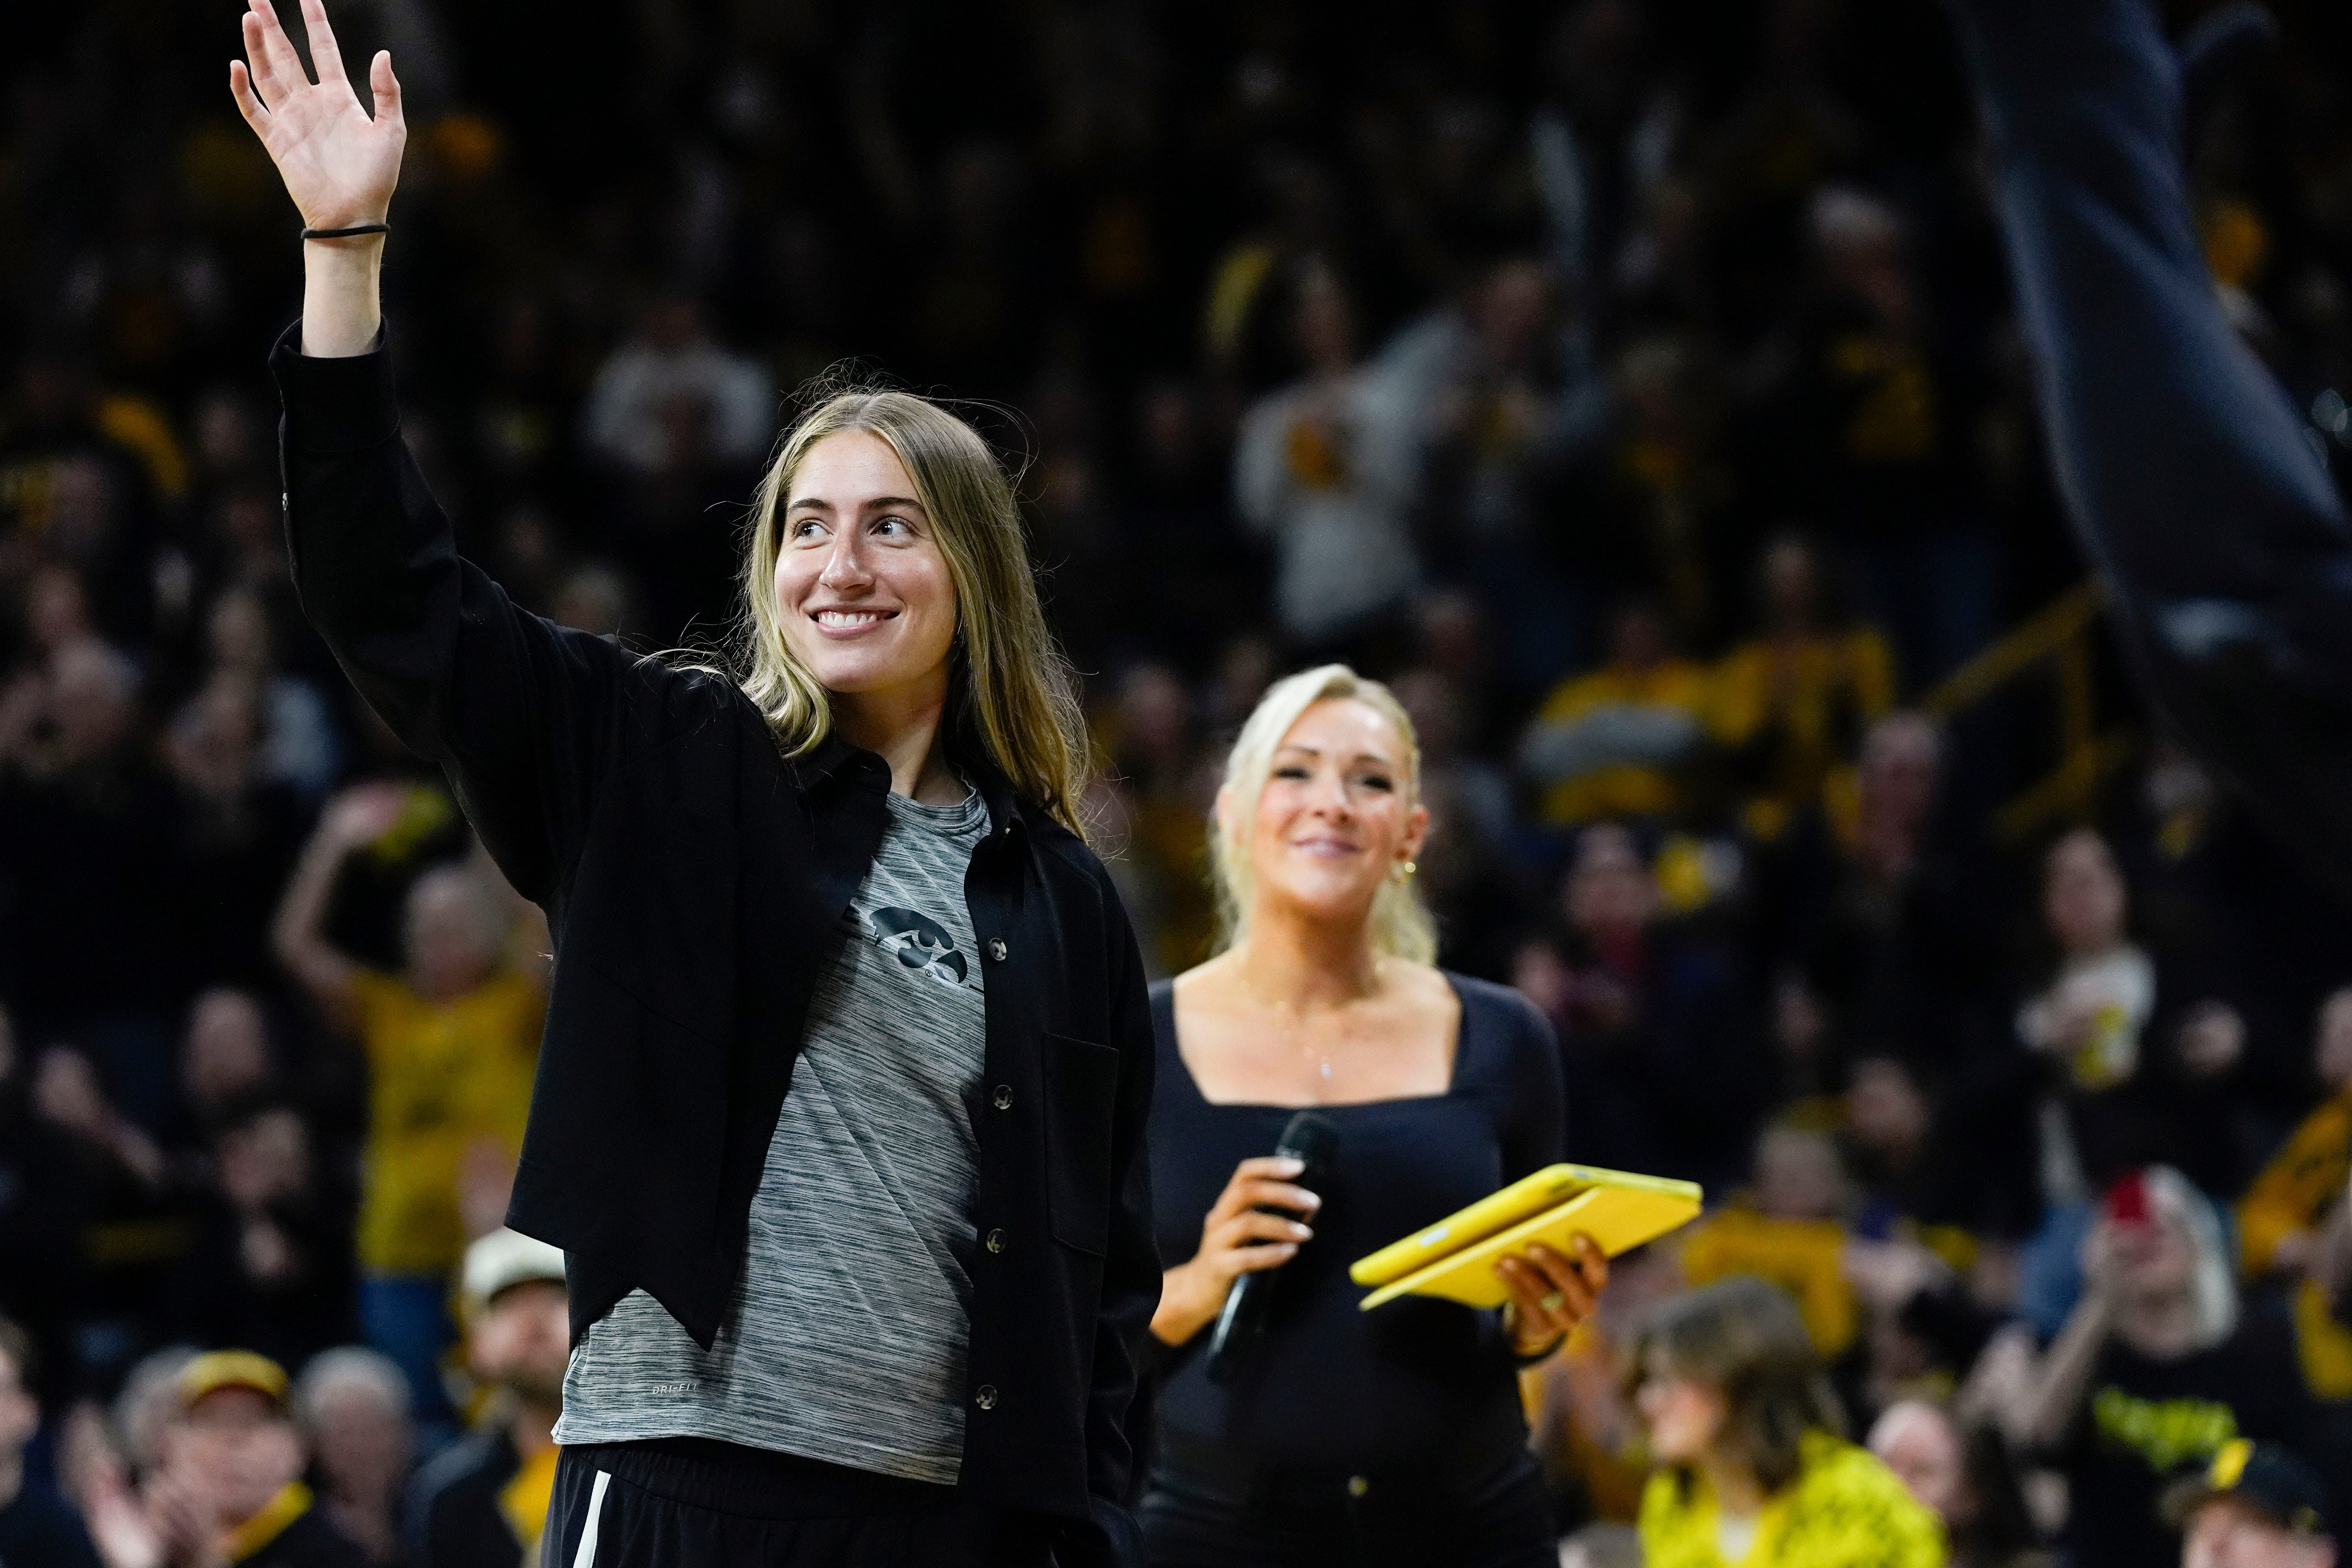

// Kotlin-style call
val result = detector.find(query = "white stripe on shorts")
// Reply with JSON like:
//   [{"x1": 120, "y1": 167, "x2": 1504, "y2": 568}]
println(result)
[{"x1": 571, "y1": 1469, "x2": 612, "y2": 1568}]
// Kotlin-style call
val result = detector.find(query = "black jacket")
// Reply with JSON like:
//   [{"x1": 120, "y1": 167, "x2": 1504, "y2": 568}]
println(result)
[{"x1": 272, "y1": 327, "x2": 1158, "y2": 1561}]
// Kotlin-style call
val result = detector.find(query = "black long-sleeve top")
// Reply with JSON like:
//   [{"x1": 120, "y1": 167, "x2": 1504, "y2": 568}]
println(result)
[
  {"x1": 1951, "y1": 0, "x2": 2352, "y2": 893},
  {"x1": 271, "y1": 327, "x2": 1157, "y2": 1563},
  {"x1": 1143, "y1": 974, "x2": 1565, "y2": 1474}
]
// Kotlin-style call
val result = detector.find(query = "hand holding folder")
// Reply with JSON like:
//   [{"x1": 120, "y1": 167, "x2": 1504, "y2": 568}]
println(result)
[{"x1": 1350, "y1": 1164, "x2": 1703, "y2": 1310}]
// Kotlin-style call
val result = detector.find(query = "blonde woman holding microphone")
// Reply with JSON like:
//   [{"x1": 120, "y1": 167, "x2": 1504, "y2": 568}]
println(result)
[
  {"x1": 230, "y1": 4, "x2": 1158, "y2": 1563},
  {"x1": 1139, "y1": 665, "x2": 1607, "y2": 1567}
]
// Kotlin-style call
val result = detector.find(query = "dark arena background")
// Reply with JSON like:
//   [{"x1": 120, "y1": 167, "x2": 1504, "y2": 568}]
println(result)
[{"x1": 1, "y1": 0, "x2": 2350, "y2": 1563}]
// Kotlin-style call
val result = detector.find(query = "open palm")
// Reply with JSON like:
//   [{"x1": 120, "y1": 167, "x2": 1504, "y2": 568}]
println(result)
[{"x1": 229, "y1": 0, "x2": 404, "y2": 231}]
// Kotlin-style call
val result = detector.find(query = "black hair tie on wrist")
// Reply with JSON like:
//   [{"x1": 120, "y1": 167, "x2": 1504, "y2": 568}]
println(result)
[{"x1": 301, "y1": 223, "x2": 389, "y2": 240}]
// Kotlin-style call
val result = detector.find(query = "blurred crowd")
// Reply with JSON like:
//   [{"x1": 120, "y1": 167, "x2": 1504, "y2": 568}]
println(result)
[{"x1": 4, "y1": 0, "x2": 2352, "y2": 1562}]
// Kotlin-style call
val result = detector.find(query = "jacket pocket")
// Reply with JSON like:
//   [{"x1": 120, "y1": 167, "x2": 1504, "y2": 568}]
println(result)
[{"x1": 1041, "y1": 1031, "x2": 1120, "y2": 1257}]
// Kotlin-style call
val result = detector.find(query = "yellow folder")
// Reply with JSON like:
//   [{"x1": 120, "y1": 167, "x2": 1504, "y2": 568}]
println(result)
[{"x1": 1350, "y1": 1163, "x2": 1704, "y2": 1310}]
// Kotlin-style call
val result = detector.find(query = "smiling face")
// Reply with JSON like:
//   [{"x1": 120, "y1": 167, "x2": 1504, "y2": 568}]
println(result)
[
  {"x1": 1229, "y1": 697, "x2": 1427, "y2": 932},
  {"x1": 773, "y1": 430, "x2": 959, "y2": 707}
]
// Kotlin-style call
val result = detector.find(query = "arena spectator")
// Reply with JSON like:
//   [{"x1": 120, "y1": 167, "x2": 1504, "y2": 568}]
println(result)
[
  {"x1": 1996, "y1": 1168, "x2": 2317, "y2": 1568},
  {"x1": 2240, "y1": 988, "x2": 2352, "y2": 1282},
  {"x1": 1867, "y1": 1400, "x2": 2047, "y2": 1568},
  {"x1": 1678, "y1": 1122, "x2": 1861, "y2": 1363},
  {"x1": 1711, "y1": 536, "x2": 1895, "y2": 845},
  {"x1": 1626, "y1": 1276, "x2": 1944, "y2": 1568},
  {"x1": 0, "y1": 1313, "x2": 102, "y2": 1568},
  {"x1": 0, "y1": 1005, "x2": 81, "y2": 1387},
  {"x1": 166, "y1": 1100, "x2": 357, "y2": 1374},
  {"x1": 177, "y1": 989, "x2": 278, "y2": 1138},
  {"x1": 1519, "y1": 822, "x2": 1764, "y2": 1189},
  {"x1": 2015, "y1": 829, "x2": 2164, "y2": 1215},
  {"x1": 1233, "y1": 259, "x2": 1427, "y2": 659},
  {"x1": 163, "y1": 677, "x2": 311, "y2": 998},
  {"x1": 407, "y1": 1229, "x2": 566, "y2": 1568},
  {"x1": 0, "y1": 639, "x2": 184, "y2": 1128},
  {"x1": 580, "y1": 294, "x2": 776, "y2": 479},
  {"x1": 200, "y1": 586, "x2": 341, "y2": 802},
  {"x1": 273, "y1": 788, "x2": 543, "y2": 1429},
  {"x1": 2163, "y1": 1441, "x2": 2337, "y2": 1568},
  {"x1": 295, "y1": 1349, "x2": 412, "y2": 1566},
  {"x1": 1528, "y1": 1241, "x2": 1686, "y2": 1530},
  {"x1": 76, "y1": 1350, "x2": 368, "y2": 1568},
  {"x1": 1518, "y1": 599, "x2": 1712, "y2": 828}
]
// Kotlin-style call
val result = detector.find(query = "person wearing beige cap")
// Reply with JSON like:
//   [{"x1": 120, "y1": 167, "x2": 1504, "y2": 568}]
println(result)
[
  {"x1": 76, "y1": 1350, "x2": 368, "y2": 1568},
  {"x1": 406, "y1": 1231, "x2": 568, "y2": 1568}
]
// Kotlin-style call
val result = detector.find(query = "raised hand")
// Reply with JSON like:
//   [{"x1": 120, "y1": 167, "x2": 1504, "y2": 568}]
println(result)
[{"x1": 229, "y1": 0, "x2": 404, "y2": 232}]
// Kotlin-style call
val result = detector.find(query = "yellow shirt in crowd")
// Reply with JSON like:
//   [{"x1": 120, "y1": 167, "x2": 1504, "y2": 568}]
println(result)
[
  {"x1": 1532, "y1": 658, "x2": 1716, "y2": 825},
  {"x1": 1529, "y1": 628, "x2": 1894, "y2": 838},
  {"x1": 1639, "y1": 1431, "x2": 1946, "y2": 1568},
  {"x1": 349, "y1": 968, "x2": 543, "y2": 1276},
  {"x1": 2237, "y1": 1090, "x2": 2351, "y2": 1277},
  {"x1": 1677, "y1": 1209, "x2": 1859, "y2": 1360}
]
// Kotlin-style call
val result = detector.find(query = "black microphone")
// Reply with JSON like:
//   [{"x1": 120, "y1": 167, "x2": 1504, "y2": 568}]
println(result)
[{"x1": 1205, "y1": 1109, "x2": 1339, "y2": 1384}]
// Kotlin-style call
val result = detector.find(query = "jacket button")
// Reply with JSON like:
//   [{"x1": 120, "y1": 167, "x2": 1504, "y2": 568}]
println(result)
[
  {"x1": 987, "y1": 938, "x2": 1007, "y2": 963},
  {"x1": 991, "y1": 1084, "x2": 1013, "y2": 1111},
  {"x1": 1347, "y1": 1475, "x2": 1370, "y2": 1498},
  {"x1": 985, "y1": 1228, "x2": 1006, "y2": 1254},
  {"x1": 974, "y1": 1385, "x2": 998, "y2": 1410}
]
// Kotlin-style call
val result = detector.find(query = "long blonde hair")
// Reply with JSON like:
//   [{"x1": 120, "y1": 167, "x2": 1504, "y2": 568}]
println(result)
[
  {"x1": 720, "y1": 383, "x2": 1091, "y2": 835},
  {"x1": 1209, "y1": 663, "x2": 1437, "y2": 963}
]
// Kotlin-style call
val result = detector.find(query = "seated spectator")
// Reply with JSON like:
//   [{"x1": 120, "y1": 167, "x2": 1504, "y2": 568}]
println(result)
[
  {"x1": 1627, "y1": 1276, "x2": 1944, "y2": 1568},
  {"x1": 1530, "y1": 1242, "x2": 1687, "y2": 1529},
  {"x1": 1712, "y1": 536, "x2": 1895, "y2": 841},
  {"x1": 0, "y1": 1004, "x2": 81, "y2": 1382},
  {"x1": 407, "y1": 1230, "x2": 567, "y2": 1568},
  {"x1": 179, "y1": 989, "x2": 277, "y2": 1140},
  {"x1": 1868, "y1": 1400, "x2": 2049, "y2": 1568},
  {"x1": 0, "y1": 639, "x2": 184, "y2": 1130},
  {"x1": 0, "y1": 1313, "x2": 102, "y2": 1568},
  {"x1": 1519, "y1": 598, "x2": 1712, "y2": 829},
  {"x1": 167, "y1": 1102, "x2": 358, "y2": 1374},
  {"x1": 201, "y1": 585, "x2": 341, "y2": 800},
  {"x1": 1999, "y1": 1168, "x2": 2316, "y2": 1568},
  {"x1": 76, "y1": 1351, "x2": 367, "y2": 1568},
  {"x1": 296, "y1": 1350, "x2": 412, "y2": 1566},
  {"x1": 1760, "y1": 712, "x2": 2002, "y2": 1093},
  {"x1": 1679, "y1": 1122, "x2": 1860, "y2": 1361},
  {"x1": 33, "y1": 1044, "x2": 183, "y2": 1382},
  {"x1": 2162, "y1": 1441, "x2": 2336, "y2": 1568},
  {"x1": 1515, "y1": 822, "x2": 1764, "y2": 1189},
  {"x1": 2239, "y1": 987, "x2": 2352, "y2": 1283},
  {"x1": 163, "y1": 677, "x2": 311, "y2": 996},
  {"x1": 1102, "y1": 662, "x2": 1217, "y2": 975},
  {"x1": 2015, "y1": 828, "x2": 2167, "y2": 1213},
  {"x1": 581, "y1": 294, "x2": 776, "y2": 478},
  {"x1": 1232, "y1": 258, "x2": 1425, "y2": 658},
  {"x1": 273, "y1": 786, "x2": 544, "y2": 1430},
  {"x1": 1845, "y1": 1057, "x2": 1941, "y2": 1235}
]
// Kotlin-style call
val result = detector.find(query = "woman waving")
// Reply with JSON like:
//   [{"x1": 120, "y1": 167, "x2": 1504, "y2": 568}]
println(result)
[{"x1": 229, "y1": 4, "x2": 1158, "y2": 1563}]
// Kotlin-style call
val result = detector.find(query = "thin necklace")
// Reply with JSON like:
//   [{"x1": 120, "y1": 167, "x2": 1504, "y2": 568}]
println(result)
[{"x1": 1245, "y1": 958, "x2": 1383, "y2": 1083}]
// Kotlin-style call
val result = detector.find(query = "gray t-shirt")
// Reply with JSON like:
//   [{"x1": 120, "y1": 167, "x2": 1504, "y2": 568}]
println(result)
[{"x1": 554, "y1": 786, "x2": 991, "y2": 1482}]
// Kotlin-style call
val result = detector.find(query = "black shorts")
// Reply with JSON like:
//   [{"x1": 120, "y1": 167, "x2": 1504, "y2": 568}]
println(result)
[{"x1": 546, "y1": 1438, "x2": 1054, "y2": 1568}]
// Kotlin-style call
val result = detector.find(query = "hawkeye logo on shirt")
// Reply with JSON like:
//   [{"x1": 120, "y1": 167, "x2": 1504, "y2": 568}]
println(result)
[
  {"x1": 2092, "y1": 1385, "x2": 2238, "y2": 1472},
  {"x1": 869, "y1": 907, "x2": 977, "y2": 991}
]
